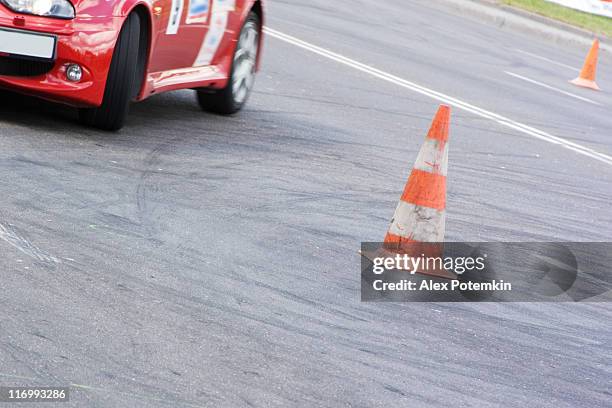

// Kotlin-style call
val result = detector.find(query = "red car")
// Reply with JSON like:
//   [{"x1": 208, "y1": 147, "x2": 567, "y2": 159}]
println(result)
[{"x1": 0, "y1": 0, "x2": 263, "y2": 130}]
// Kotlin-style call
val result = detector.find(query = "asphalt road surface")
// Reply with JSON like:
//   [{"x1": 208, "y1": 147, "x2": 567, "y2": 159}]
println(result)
[{"x1": 1, "y1": 1, "x2": 611, "y2": 407}]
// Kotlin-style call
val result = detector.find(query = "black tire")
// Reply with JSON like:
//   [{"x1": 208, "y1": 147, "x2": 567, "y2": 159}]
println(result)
[
  {"x1": 197, "y1": 11, "x2": 260, "y2": 115},
  {"x1": 79, "y1": 13, "x2": 142, "y2": 131}
]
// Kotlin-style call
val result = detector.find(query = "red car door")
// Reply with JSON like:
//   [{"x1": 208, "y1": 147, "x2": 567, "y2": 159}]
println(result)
[{"x1": 149, "y1": 0, "x2": 210, "y2": 73}]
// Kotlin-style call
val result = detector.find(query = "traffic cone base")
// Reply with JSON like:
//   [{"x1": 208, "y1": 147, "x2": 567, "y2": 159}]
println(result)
[{"x1": 570, "y1": 77, "x2": 601, "y2": 91}]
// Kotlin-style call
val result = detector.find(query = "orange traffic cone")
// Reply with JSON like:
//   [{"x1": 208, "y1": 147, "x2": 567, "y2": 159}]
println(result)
[
  {"x1": 362, "y1": 105, "x2": 455, "y2": 280},
  {"x1": 384, "y1": 105, "x2": 450, "y2": 248},
  {"x1": 571, "y1": 39, "x2": 601, "y2": 91}
]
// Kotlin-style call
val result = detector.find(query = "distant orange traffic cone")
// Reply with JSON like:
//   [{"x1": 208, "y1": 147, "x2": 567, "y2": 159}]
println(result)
[
  {"x1": 371, "y1": 105, "x2": 455, "y2": 280},
  {"x1": 571, "y1": 39, "x2": 601, "y2": 91}
]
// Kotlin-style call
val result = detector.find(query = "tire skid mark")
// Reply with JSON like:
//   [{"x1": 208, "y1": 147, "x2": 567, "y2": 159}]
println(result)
[
  {"x1": 0, "y1": 221, "x2": 60, "y2": 264},
  {"x1": 136, "y1": 135, "x2": 187, "y2": 238}
]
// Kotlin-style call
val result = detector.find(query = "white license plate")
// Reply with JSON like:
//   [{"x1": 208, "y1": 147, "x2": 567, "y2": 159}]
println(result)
[{"x1": 0, "y1": 28, "x2": 56, "y2": 60}]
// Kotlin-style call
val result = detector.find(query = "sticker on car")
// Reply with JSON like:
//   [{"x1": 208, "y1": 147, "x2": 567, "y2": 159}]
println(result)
[
  {"x1": 193, "y1": 0, "x2": 236, "y2": 66},
  {"x1": 213, "y1": 0, "x2": 237, "y2": 13},
  {"x1": 187, "y1": 0, "x2": 210, "y2": 24},
  {"x1": 166, "y1": 0, "x2": 185, "y2": 35}
]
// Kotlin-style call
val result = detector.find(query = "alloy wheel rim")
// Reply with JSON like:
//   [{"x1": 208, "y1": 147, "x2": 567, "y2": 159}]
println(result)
[{"x1": 232, "y1": 21, "x2": 259, "y2": 105}]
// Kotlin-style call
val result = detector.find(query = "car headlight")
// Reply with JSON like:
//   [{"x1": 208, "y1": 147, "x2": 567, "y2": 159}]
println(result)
[{"x1": 1, "y1": 0, "x2": 75, "y2": 19}]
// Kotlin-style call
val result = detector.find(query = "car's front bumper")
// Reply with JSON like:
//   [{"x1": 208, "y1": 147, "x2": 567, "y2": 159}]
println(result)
[{"x1": 0, "y1": 7, "x2": 123, "y2": 107}]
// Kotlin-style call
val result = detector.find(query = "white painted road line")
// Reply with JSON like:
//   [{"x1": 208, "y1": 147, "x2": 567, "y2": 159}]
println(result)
[
  {"x1": 514, "y1": 49, "x2": 580, "y2": 72},
  {"x1": 264, "y1": 27, "x2": 612, "y2": 167},
  {"x1": 505, "y1": 71, "x2": 601, "y2": 106}
]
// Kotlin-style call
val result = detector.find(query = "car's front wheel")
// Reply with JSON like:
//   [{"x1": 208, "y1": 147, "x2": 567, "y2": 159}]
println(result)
[
  {"x1": 196, "y1": 11, "x2": 260, "y2": 114},
  {"x1": 79, "y1": 12, "x2": 142, "y2": 131}
]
